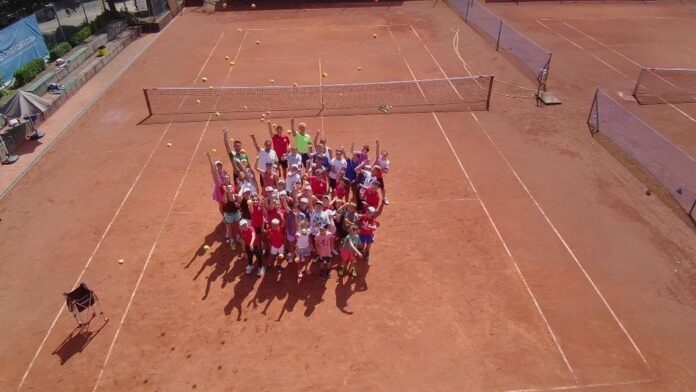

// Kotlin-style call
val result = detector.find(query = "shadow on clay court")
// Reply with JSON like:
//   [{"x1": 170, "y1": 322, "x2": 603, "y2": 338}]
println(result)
[
  {"x1": 335, "y1": 264, "x2": 369, "y2": 315},
  {"x1": 52, "y1": 317, "x2": 109, "y2": 365}
]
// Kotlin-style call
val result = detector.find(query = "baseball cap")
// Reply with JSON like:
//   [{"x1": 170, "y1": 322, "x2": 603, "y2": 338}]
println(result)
[
  {"x1": 367, "y1": 206, "x2": 376, "y2": 214},
  {"x1": 271, "y1": 218, "x2": 280, "y2": 225}
]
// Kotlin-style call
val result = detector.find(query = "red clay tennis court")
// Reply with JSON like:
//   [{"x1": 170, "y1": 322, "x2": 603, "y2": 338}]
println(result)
[{"x1": 1, "y1": 1, "x2": 696, "y2": 391}]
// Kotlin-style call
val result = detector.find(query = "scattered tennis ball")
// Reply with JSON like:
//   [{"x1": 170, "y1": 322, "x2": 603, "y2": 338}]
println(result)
[
  {"x1": 255, "y1": 40, "x2": 260, "y2": 45},
  {"x1": 266, "y1": 111, "x2": 271, "y2": 115},
  {"x1": 357, "y1": 66, "x2": 362, "y2": 71},
  {"x1": 201, "y1": 77, "x2": 208, "y2": 82},
  {"x1": 215, "y1": 112, "x2": 221, "y2": 116},
  {"x1": 166, "y1": 142, "x2": 172, "y2": 147},
  {"x1": 196, "y1": 99, "x2": 201, "y2": 104},
  {"x1": 117, "y1": 258, "x2": 124, "y2": 264},
  {"x1": 251, "y1": 3, "x2": 256, "y2": 9},
  {"x1": 339, "y1": 93, "x2": 343, "y2": 97},
  {"x1": 261, "y1": 113, "x2": 266, "y2": 118},
  {"x1": 203, "y1": 245, "x2": 210, "y2": 251},
  {"x1": 243, "y1": 105, "x2": 248, "y2": 110},
  {"x1": 237, "y1": 28, "x2": 242, "y2": 32},
  {"x1": 209, "y1": 86, "x2": 214, "y2": 89},
  {"x1": 225, "y1": 55, "x2": 230, "y2": 60},
  {"x1": 321, "y1": 72, "x2": 328, "y2": 78},
  {"x1": 229, "y1": 60, "x2": 235, "y2": 65},
  {"x1": 270, "y1": 78, "x2": 275, "y2": 84},
  {"x1": 212, "y1": 148, "x2": 217, "y2": 152},
  {"x1": 292, "y1": 82, "x2": 298, "y2": 87},
  {"x1": 373, "y1": 34, "x2": 377, "y2": 38},
  {"x1": 259, "y1": 118, "x2": 265, "y2": 122}
]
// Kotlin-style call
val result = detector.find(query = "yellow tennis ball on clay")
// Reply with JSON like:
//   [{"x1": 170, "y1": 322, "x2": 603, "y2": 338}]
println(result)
[
  {"x1": 259, "y1": 118, "x2": 265, "y2": 122},
  {"x1": 373, "y1": 34, "x2": 377, "y2": 38},
  {"x1": 251, "y1": 3, "x2": 256, "y2": 9},
  {"x1": 215, "y1": 112, "x2": 221, "y2": 116},
  {"x1": 201, "y1": 77, "x2": 207, "y2": 83},
  {"x1": 243, "y1": 105, "x2": 248, "y2": 110},
  {"x1": 209, "y1": 86, "x2": 214, "y2": 89},
  {"x1": 166, "y1": 142, "x2": 172, "y2": 147},
  {"x1": 357, "y1": 66, "x2": 362, "y2": 71},
  {"x1": 292, "y1": 82, "x2": 298, "y2": 87},
  {"x1": 270, "y1": 79, "x2": 275, "y2": 84},
  {"x1": 203, "y1": 245, "x2": 210, "y2": 251},
  {"x1": 255, "y1": 40, "x2": 260, "y2": 45},
  {"x1": 261, "y1": 113, "x2": 266, "y2": 118},
  {"x1": 196, "y1": 99, "x2": 201, "y2": 104},
  {"x1": 229, "y1": 61, "x2": 235, "y2": 66},
  {"x1": 237, "y1": 28, "x2": 242, "y2": 32},
  {"x1": 211, "y1": 148, "x2": 217, "y2": 153},
  {"x1": 225, "y1": 55, "x2": 230, "y2": 60},
  {"x1": 321, "y1": 72, "x2": 328, "y2": 78},
  {"x1": 117, "y1": 258, "x2": 124, "y2": 264}
]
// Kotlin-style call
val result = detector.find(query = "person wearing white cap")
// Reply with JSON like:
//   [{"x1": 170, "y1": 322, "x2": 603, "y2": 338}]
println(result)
[
  {"x1": 264, "y1": 218, "x2": 286, "y2": 269},
  {"x1": 358, "y1": 206, "x2": 380, "y2": 262},
  {"x1": 207, "y1": 151, "x2": 231, "y2": 216},
  {"x1": 285, "y1": 164, "x2": 301, "y2": 193}
]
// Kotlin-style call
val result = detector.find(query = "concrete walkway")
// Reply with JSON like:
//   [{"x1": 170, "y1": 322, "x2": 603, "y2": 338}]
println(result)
[{"x1": 0, "y1": 33, "x2": 158, "y2": 199}]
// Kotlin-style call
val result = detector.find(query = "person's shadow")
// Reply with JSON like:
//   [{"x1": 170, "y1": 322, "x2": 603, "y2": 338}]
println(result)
[
  {"x1": 334, "y1": 263, "x2": 371, "y2": 314},
  {"x1": 52, "y1": 318, "x2": 108, "y2": 364},
  {"x1": 224, "y1": 274, "x2": 259, "y2": 321}
]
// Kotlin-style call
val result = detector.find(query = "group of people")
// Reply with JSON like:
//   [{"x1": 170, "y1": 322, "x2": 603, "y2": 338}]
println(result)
[{"x1": 206, "y1": 119, "x2": 391, "y2": 279}]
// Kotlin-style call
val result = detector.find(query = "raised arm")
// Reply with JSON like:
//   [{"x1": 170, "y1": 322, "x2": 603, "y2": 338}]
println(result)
[
  {"x1": 375, "y1": 139, "x2": 380, "y2": 161},
  {"x1": 223, "y1": 127, "x2": 232, "y2": 154},
  {"x1": 250, "y1": 134, "x2": 261, "y2": 153},
  {"x1": 314, "y1": 130, "x2": 322, "y2": 147},
  {"x1": 290, "y1": 118, "x2": 297, "y2": 136},
  {"x1": 267, "y1": 121, "x2": 274, "y2": 140},
  {"x1": 350, "y1": 142, "x2": 355, "y2": 155},
  {"x1": 206, "y1": 151, "x2": 220, "y2": 185}
]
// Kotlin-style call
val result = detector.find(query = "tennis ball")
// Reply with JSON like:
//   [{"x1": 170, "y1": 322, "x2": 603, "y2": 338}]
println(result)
[
  {"x1": 251, "y1": 3, "x2": 256, "y2": 9},
  {"x1": 357, "y1": 66, "x2": 362, "y2": 71},
  {"x1": 243, "y1": 105, "x2": 248, "y2": 110},
  {"x1": 203, "y1": 245, "x2": 210, "y2": 251},
  {"x1": 266, "y1": 111, "x2": 271, "y2": 115},
  {"x1": 237, "y1": 28, "x2": 242, "y2": 32},
  {"x1": 339, "y1": 93, "x2": 343, "y2": 97},
  {"x1": 229, "y1": 60, "x2": 235, "y2": 65},
  {"x1": 270, "y1": 78, "x2": 275, "y2": 84},
  {"x1": 201, "y1": 77, "x2": 207, "y2": 82},
  {"x1": 209, "y1": 86, "x2": 214, "y2": 89},
  {"x1": 261, "y1": 113, "x2": 266, "y2": 118},
  {"x1": 373, "y1": 34, "x2": 377, "y2": 38},
  {"x1": 166, "y1": 142, "x2": 172, "y2": 147},
  {"x1": 215, "y1": 112, "x2": 221, "y2": 116},
  {"x1": 260, "y1": 118, "x2": 265, "y2": 122},
  {"x1": 292, "y1": 82, "x2": 298, "y2": 87},
  {"x1": 212, "y1": 148, "x2": 217, "y2": 152},
  {"x1": 196, "y1": 99, "x2": 201, "y2": 104},
  {"x1": 255, "y1": 40, "x2": 260, "y2": 45},
  {"x1": 117, "y1": 258, "x2": 124, "y2": 264},
  {"x1": 225, "y1": 55, "x2": 230, "y2": 60},
  {"x1": 321, "y1": 72, "x2": 328, "y2": 78}
]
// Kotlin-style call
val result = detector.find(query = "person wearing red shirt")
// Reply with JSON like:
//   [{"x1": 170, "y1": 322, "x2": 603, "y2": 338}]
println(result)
[
  {"x1": 268, "y1": 121, "x2": 290, "y2": 178},
  {"x1": 358, "y1": 207, "x2": 380, "y2": 262},
  {"x1": 360, "y1": 180, "x2": 381, "y2": 212},
  {"x1": 308, "y1": 168, "x2": 328, "y2": 196},
  {"x1": 264, "y1": 218, "x2": 286, "y2": 269},
  {"x1": 250, "y1": 196, "x2": 266, "y2": 235},
  {"x1": 240, "y1": 220, "x2": 264, "y2": 276}
]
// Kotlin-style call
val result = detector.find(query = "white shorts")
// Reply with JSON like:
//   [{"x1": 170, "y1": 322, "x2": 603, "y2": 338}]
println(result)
[{"x1": 270, "y1": 245, "x2": 285, "y2": 255}]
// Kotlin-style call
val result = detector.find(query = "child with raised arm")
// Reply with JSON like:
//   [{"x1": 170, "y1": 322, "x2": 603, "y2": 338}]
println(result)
[
  {"x1": 268, "y1": 121, "x2": 290, "y2": 178},
  {"x1": 314, "y1": 223, "x2": 336, "y2": 278},
  {"x1": 374, "y1": 138, "x2": 391, "y2": 205},
  {"x1": 206, "y1": 151, "x2": 229, "y2": 215},
  {"x1": 339, "y1": 224, "x2": 362, "y2": 278},
  {"x1": 223, "y1": 127, "x2": 249, "y2": 179},
  {"x1": 291, "y1": 118, "x2": 312, "y2": 165},
  {"x1": 250, "y1": 134, "x2": 278, "y2": 187},
  {"x1": 240, "y1": 220, "x2": 264, "y2": 276}
]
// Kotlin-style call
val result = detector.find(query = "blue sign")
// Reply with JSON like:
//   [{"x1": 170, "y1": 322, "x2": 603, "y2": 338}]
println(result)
[{"x1": 0, "y1": 15, "x2": 49, "y2": 87}]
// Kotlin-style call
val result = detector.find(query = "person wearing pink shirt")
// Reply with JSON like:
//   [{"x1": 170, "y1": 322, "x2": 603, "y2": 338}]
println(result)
[{"x1": 314, "y1": 224, "x2": 335, "y2": 278}]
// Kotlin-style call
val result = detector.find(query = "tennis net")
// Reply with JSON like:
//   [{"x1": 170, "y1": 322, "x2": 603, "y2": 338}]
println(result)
[
  {"x1": 633, "y1": 67, "x2": 696, "y2": 105},
  {"x1": 142, "y1": 76, "x2": 494, "y2": 123},
  {"x1": 588, "y1": 88, "x2": 696, "y2": 219}
]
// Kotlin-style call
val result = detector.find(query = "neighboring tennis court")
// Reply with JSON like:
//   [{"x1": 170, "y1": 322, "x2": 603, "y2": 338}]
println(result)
[{"x1": 1, "y1": 1, "x2": 696, "y2": 392}]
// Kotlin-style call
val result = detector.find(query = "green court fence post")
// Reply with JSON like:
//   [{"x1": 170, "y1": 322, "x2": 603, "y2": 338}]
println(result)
[{"x1": 496, "y1": 20, "x2": 503, "y2": 51}]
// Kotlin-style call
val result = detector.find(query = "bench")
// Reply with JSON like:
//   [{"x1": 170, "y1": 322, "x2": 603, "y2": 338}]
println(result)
[
  {"x1": 65, "y1": 46, "x2": 89, "y2": 63},
  {"x1": 23, "y1": 71, "x2": 56, "y2": 94}
]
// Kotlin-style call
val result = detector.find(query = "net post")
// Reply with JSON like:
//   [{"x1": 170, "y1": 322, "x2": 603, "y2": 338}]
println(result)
[
  {"x1": 586, "y1": 88, "x2": 600, "y2": 136},
  {"x1": 143, "y1": 89, "x2": 153, "y2": 116},
  {"x1": 486, "y1": 76, "x2": 494, "y2": 111},
  {"x1": 632, "y1": 67, "x2": 646, "y2": 100},
  {"x1": 496, "y1": 20, "x2": 503, "y2": 51}
]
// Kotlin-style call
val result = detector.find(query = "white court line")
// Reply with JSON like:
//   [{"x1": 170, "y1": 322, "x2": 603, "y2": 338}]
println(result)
[
  {"x1": 535, "y1": 20, "x2": 631, "y2": 79},
  {"x1": 14, "y1": 28, "x2": 226, "y2": 392},
  {"x1": 387, "y1": 26, "x2": 426, "y2": 98},
  {"x1": 562, "y1": 21, "x2": 696, "y2": 124},
  {"x1": 92, "y1": 30, "x2": 247, "y2": 391},
  {"x1": 405, "y1": 24, "x2": 577, "y2": 381},
  {"x1": 318, "y1": 57, "x2": 324, "y2": 130},
  {"x1": 470, "y1": 111, "x2": 652, "y2": 372},
  {"x1": 445, "y1": 15, "x2": 651, "y2": 376},
  {"x1": 505, "y1": 377, "x2": 655, "y2": 392},
  {"x1": 410, "y1": 25, "x2": 463, "y2": 100},
  {"x1": 245, "y1": 24, "x2": 406, "y2": 31}
]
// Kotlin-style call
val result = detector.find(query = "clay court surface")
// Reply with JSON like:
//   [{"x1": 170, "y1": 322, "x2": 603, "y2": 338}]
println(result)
[{"x1": 1, "y1": 1, "x2": 696, "y2": 391}]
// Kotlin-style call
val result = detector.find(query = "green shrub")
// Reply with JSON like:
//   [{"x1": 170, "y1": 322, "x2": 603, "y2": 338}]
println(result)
[
  {"x1": 49, "y1": 42, "x2": 72, "y2": 61},
  {"x1": 12, "y1": 58, "x2": 46, "y2": 88},
  {"x1": 89, "y1": 10, "x2": 120, "y2": 33},
  {"x1": 69, "y1": 25, "x2": 92, "y2": 47}
]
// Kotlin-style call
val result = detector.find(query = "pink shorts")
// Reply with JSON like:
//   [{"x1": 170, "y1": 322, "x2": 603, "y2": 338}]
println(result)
[{"x1": 340, "y1": 248, "x2": 354, "y2": 263}]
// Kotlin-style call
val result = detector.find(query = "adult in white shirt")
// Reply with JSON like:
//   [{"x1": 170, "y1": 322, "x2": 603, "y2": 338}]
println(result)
[
  {"x1": 250, "y1": 134, "x2": 278, "y2": 186},
  {"x1": 285, "y1": 164, "x2": 302, "y2": 193},
  {"x1": 328, "y1": 146, "x2": 347, "y2": 191}
]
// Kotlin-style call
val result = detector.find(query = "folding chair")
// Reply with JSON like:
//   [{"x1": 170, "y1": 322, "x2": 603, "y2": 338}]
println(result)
[{"x1": 63, "y1": 283, "x2": 108, "y2": 326}]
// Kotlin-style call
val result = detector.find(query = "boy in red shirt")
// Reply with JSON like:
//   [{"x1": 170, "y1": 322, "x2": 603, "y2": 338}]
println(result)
[
  {"x1": 268, "y1": 121, "x2": 290, "y2": 178},
  {"x1": 240, "y1": 220, "x2": 264, "y2": 276},
  {"x1": 308, "y1": 168, "x2": 328, "y2": 197},
  {"x1": 358, "y1": 207, "x2": 380, "y2": 262},
  {"x1": 264, "y1": 218, "x2": 286, "y2": 269},
  {"x1": 360, "y1": 180, "x2": 381, "y2": 212}
]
